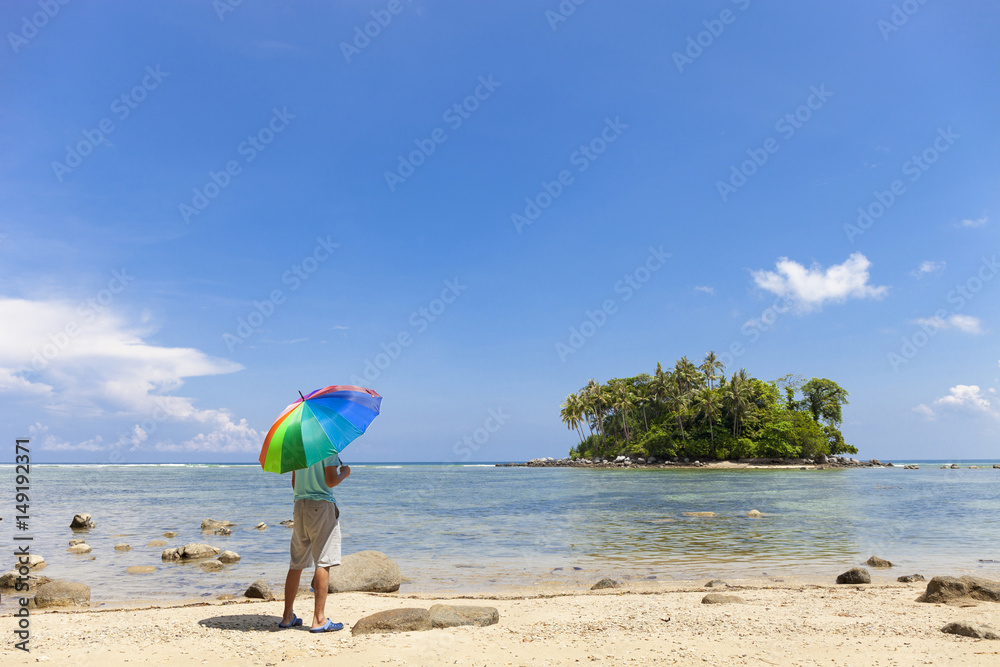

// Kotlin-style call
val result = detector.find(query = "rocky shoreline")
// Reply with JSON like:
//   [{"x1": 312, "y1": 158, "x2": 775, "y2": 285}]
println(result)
[{"x1": 497, "y1": 455, "x2": 893, "y2": 468}]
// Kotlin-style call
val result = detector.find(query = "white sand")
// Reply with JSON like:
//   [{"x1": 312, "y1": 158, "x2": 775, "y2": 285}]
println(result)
[{"x1": 4, "y1": 579, "x2": 999, "y2": 665}]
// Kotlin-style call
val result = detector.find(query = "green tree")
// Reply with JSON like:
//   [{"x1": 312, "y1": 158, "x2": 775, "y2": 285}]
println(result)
[{"x1": 801, "y1": 378, "x2": 849, "y2": 427}]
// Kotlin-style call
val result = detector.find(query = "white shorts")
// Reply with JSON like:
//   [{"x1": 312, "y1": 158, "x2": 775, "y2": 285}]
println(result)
[{"x1": 289, "y1": 500, "x2": 341, "y2": 569}]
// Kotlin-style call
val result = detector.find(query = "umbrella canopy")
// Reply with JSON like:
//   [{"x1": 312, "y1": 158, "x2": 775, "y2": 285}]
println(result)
[{"x1": 259, "y1": 385, "x2": 382, "y2": 473}]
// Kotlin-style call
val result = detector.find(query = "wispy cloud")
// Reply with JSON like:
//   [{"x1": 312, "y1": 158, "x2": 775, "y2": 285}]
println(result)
[
  {"x1": 961, "y1": 216, "x2": 988, "y2": 228},
  {"x1": 751, "y1": 252, "x2": 888, "y2": 312},
  {"x1": 910, "y1": 260, "x2": 945, "y2": 278},
  {"x1": 694, "y1": 285, "x2": 714, "y2": 295},
  {"x1": 912, "y1": 314, "x2": 983, "y2": 334}
]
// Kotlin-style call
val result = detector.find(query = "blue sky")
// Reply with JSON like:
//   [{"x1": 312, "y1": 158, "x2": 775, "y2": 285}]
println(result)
[{"x1": 2, "y1": 0, "x2": 998, "y2": 463}]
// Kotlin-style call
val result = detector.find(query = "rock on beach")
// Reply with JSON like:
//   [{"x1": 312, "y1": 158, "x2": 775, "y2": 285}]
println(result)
[
  {"x1": 836, "y1": 567, "x2": 871, "y2": 584},
  {"x1": 351, "y1": 608, "x2": 432, "y2": 635},
  {"x1": 328, "y1": 551, "x2": 401, "y2": 593},
  {"x1": 898, "y1": 574, "x2": 925, "y2": 583},
  {"x1": 702, "y1": 593, "x2": 746, "y2": 604},
  {"x1": 245, "y1": 579, "x2": 273, "y2": 600},
  {"x1": 0, "y1": 569, "x2": 51, "y2": 590},
  {"x1": 918, "y1": 576, "x2": 1000, "y2": 604},
  {"x1": 70, "y1": 513, "x2": 95, "y2": 530},
  {"x1": 218, "y1": 551, "x2": 240, "y2": 564},
  {"x1": 941, "y1": 621, "x2": 1000, "y2": 640},
  {"x1": 200, "y1": 518, "x2": 235, "y2": 531},
  {"x1": 67, "y1": 544, "x2": 92, "y2": 554},
  {"x1": 32, "y1": 580, "x2": 90, "y2": 608},
  {"x1": 591, "y1": 578, "x2": 618, "y2": 590}
]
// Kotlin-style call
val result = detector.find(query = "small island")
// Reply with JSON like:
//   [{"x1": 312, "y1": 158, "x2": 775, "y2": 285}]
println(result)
[{"x1": 556, "y1": 353, "x2": 860, "y2": 464}]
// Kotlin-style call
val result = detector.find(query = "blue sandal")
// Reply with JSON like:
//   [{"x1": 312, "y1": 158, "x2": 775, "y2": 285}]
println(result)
[
  {"x1": 278, "y1": 614, "x2": 303, "y2": 629},
  {"x1": 310, "y1": 619, "x2": 344, "y2": 633}
]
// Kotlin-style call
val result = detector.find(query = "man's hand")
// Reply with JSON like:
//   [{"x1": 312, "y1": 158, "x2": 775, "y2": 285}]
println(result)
[{"x1": 339, "y1": 465, "x2": 351, "y2": 479}]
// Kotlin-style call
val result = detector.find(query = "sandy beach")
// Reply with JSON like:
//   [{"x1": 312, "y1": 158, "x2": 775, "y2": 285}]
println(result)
[{"x1": 5, "y1": 578, "x2": 999, "y2": 666}]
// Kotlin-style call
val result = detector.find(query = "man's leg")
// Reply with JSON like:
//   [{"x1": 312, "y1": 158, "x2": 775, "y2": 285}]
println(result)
[
  {"x1": 283, "y1": 568, "x2": 302, "y2": 625},
  {"x1": 311, "y1": 565, "x2": 331, "y2": 628}
]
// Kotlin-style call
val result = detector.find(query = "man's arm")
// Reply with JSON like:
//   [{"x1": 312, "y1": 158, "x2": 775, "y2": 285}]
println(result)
[
  {"x1": 291, "y1": 471, "x2": 295, "y2": 489},
  {"x1": 324, "y1": 463, "x2": 351, "y2": 488}
]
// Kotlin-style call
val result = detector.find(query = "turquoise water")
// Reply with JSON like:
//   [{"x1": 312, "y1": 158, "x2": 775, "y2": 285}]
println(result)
[{"x1": 2, "y1": 463, "x2": 998, "y2": 610}]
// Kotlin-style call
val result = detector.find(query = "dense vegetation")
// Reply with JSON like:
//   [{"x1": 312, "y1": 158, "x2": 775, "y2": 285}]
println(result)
[{"x1": 560, "y1": 353, "x2": 858, "y2": 461}]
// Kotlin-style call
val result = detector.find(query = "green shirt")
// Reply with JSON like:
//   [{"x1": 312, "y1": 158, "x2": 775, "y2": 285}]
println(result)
[{"x1": 292, "y1": 453, "x2": 339, "y2": 502}]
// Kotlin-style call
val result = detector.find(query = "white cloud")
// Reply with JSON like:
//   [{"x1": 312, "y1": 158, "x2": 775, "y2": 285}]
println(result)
[
  {"x1": 29, "y1": 422, "x2": 105, "y2": 451},
  {"x1": 694, "y1": 285, "x2": 714, "y2": 295},
  {"x1": 751, "y1": 252, "x2": 888, "y2": 312},
  {"x1": 0, "y1": 297, "x2": 259, "y2": 453},
  {"x1": 919, "y1": 384, "x2": 999, "y2": 420},
  {"x1": 912, "y1": 314, "x2": 983, "y2": 334},
  {"x1": 910, "y1": 260, "x2": 945, "y2": 278},
  {"x1": 961, "y1": 216, "x2": 988, "y2": 228}
]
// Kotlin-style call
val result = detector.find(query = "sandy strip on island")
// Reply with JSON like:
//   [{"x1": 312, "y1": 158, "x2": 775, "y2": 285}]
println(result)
[{"x1": 4, "y1": 578, "x2": 1000, "y2": 666}]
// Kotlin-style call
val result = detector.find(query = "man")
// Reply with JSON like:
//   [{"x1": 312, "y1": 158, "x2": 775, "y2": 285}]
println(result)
[{"x1": 279, "y1": 452, "x2": 350, "y2": 632}]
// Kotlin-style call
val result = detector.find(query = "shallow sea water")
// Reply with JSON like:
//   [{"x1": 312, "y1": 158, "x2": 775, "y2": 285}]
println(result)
[{"x1": 1, "y1": 462, "x2": 998, "y2": 610}]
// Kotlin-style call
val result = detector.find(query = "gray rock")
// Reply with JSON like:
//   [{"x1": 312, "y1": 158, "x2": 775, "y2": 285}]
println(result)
[
  {"x1": 591, "y1": 578, "x2": 618, "y2": 590},
  {"x1": 199, "y1": 560, "x2": 224, "y2": 572},
  {"x1": 70, "y1": 513, "x2": 95, "y2": 530},
  {"x1": 0, "y1": 569, "x2": 51, "y2": 590},
  {"x1": 918, "y1": 576, "x2": 1000, "y2": 604},
  {"x1": 941, "y1": 621, "x2": 1000, "y2": 640},
  {"x1": 162, "y1": 531, "x2": 177, "y2": 538},
  {"x1": 161, "y1": 543, "x2": 221, "y2": 561},
  {"x1": 328, "y1": 551, "x2": 402, "y2": 593},
  {"x1": 866, "y1": 555, "x2": 893, "y2": 568},
  {"x1": 351, "y1": 608, "x2": 432, "y2": 635},
  {"x1": 746, "y1": 510, "x2": 763, "y2": 518},
  {"x1": 19, "y1": 554, "x2": 45, "y2": 569},
  {"x1": 200, "y1": 518, "x2": 235, "y2": 531},
  {"x1": 218, "y1": 551, "x2": 241, "y2": 564},
  {"x1": 898, "y1": 574, "x2": 926, "y2": 583},
  {"x1": 702, "y1": 593, "x2": 746, "y2": 604},
  {"x1": 214, "y1": 527, "x2": 231, "y2": 536},
  {"x1": 68, "y1": 539, "x2": 86, "y2": 546},
  {"x1": 836, "y1": 567, "x2": 871, "y2": 584},
  {"x1": 32, "y1": 580, "x2": 90, "y2": 608},
  {"x1": 244, "y1": 579, "x2": 273, "y2": 600},
  {"x1": 994, "y1": 464, "x2": 1000, "y2": 469},
  {"x1": 67, "y1": 544, "x2": 92, "y2": 554},
  {"x1": 279, "y1": 519, "x2": 294, "y2": 527},
  {"x1": 817, "y1": 454, "x2": 828, "y2": 464},
  {"x1": 114, "y1": 544, "x2": 132, "y2": 552},
  {"x1": 429, "y1": 604, "x2": 499, "y2": 628},
  {"x1": 126, "y1": 566, "x2": 156, "y2": 575},
  {"x1": 254, "y1": 522, "x2": 267, "y2": 530},
  {"x1": 704, "y1": 579, "x2": 728, "y2": 588}
]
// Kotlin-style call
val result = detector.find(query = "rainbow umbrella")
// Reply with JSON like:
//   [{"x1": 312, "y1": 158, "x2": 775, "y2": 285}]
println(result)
[{"x1": 258, "y1": 385, "x2": 382, "y2": 473}]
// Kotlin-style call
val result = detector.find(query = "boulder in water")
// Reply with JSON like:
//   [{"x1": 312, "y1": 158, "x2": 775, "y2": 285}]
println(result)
[{"x1": 70, "y1": 513, "x2": 95, "y2": 530}]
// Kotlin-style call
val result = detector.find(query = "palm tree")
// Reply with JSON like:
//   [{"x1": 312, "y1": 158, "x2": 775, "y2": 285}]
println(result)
[
  {"x1": 700, "y1": 351, "x2": 725, "y2": 390},
  {"x1": 609, "y1": 379, "x2": 636, "y2": 445},
  {"x1": 560, "y1": 393, "x2": 586, "y2": 443},
  {"x1": 693, "y1": 387, "x2": 720, "y2": 457},
  {"x1": 668, "y1": 371, "x2": 690, "y2": 439},
  {"x1": 723, "y1": 369, "x2": 752, "y2": 438}
]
